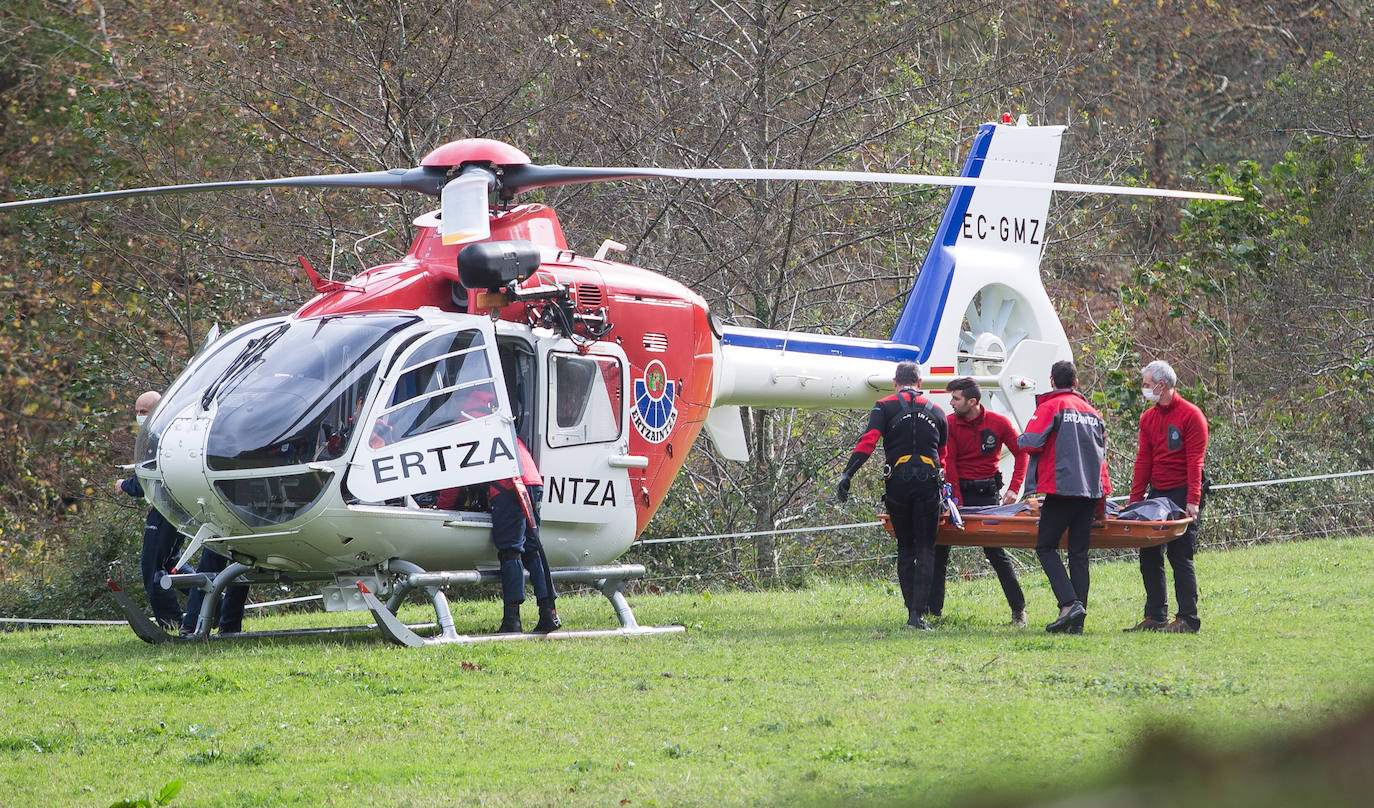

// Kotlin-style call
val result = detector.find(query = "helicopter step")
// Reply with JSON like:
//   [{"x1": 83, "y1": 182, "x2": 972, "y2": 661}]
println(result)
[{"x1": 107, "y1": 561, "x2": 683, "y2": 646}]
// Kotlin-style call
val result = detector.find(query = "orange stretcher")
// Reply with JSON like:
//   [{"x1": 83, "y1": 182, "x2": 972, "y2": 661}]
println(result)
[{"x1": 879, "y1": 499, "x2": 1193, "y2": 550}]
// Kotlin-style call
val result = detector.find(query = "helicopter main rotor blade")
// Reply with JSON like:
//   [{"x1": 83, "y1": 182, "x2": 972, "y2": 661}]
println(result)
[
  {"x1": 501, "y1": 164, "x2": 1242, "y2": 202},
  {"x1": 1, "y1": 153, "x2": 1240, "y2": 212},
  {"x1": 0, "y1": 166, "x2": 451, "y2": 210}
]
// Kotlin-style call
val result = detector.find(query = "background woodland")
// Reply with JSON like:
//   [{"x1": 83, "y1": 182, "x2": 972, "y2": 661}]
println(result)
[{"x1": 1, "y1": 0, "x2": 1370, "y2": 610}]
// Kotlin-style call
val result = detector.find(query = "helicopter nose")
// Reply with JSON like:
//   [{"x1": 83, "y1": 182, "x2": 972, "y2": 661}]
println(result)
[
  {"x1": 154, "y1": 403, "x2": 336, "y2": 532},
  {"x1": 157, "y1": 407, "x2": 237, "y2": 531}
]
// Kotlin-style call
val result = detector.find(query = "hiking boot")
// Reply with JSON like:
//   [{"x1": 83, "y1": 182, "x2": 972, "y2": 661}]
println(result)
[
  {"x1": 1011, "y1": 610, "x2": 1027, "y2": 628},
  {"x1": 1160, "y1": 617, "x2": 1199, "y2": 634},
  {"x1": 497, "y1": 603, "x2": 522, "y2": 634},
  {"x1": 1123, "y1": 617, "x2": 1169, "y2": 632},
  {"x1": 1046, "y1": 601, "x2": 1086, "y2": 634},
  {"x1": 532, "y1": 606, "x2": 561, "y2": 634}
]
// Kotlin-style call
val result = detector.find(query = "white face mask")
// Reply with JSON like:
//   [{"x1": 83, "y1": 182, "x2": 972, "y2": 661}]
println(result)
[
  {"x1": 1142, "y1": 386, "x2": 1160, "y2": 403},
  {"x1": 136, "y1": 414, "x2": 149, "y2": 427}
]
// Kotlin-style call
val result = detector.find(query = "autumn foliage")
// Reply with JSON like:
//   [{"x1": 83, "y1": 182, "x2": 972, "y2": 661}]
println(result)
[{"x1": 0, "y1": 1, "x2": 1369, "y2": 595}]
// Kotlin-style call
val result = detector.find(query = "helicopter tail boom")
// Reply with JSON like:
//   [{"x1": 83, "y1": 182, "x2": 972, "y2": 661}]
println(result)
[{"x1": 712, "y1": 120, "x2": 1071, "y2": 409}]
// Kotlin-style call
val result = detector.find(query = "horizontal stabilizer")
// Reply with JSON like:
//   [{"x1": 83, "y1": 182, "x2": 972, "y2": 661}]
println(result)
[{"x1": 703, "y1": 405, "x2": 750, "y2": 462}]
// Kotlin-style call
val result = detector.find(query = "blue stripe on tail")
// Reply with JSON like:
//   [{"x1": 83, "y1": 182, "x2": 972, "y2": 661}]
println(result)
[
  {"x1": 889, "y1": 123, "x2": 996, "y2": 361},
  {"x1": 718, "y1": 329, "x2": 921, "y2": 363}
]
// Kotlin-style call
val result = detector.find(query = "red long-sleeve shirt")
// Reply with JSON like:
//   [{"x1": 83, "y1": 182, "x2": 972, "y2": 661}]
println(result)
[
  {"x1": 1129, "y1": 393, "x2": 1208, "y2": 505},
  {"x1": 944, "y1": 407, "x2": 1028, "y2": 500}
]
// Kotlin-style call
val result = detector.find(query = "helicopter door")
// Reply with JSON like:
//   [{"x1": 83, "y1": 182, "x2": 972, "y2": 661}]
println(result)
[
  {"x1": 536, "y1": 342, "x2": 638, "y2": 554},
  {"x1": 348, "y1": 319, "x2": 519, "y2": 503}
]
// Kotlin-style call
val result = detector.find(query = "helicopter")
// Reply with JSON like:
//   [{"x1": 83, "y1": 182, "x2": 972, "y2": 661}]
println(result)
[{"x1": 1, "y1": 115, "x2": 1236, "y2": 646}]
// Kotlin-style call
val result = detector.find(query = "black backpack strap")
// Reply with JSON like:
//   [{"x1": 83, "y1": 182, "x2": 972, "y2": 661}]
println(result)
[{"x1": 891, "y1": 389, "x2": 940, "y2": 483}]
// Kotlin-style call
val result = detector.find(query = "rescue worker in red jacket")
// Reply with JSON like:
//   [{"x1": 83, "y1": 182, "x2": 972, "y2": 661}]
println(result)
[
  {"x1": 1123, "y1": 359, "x2": 1208, "y2": 634},
  {"x1": 934, "y1": 377, "x2": 1029, "y2": 626},
  {"x1": 445, "y1": 387, "x2": 559, "y2": 634},
  {"x1": 1018, "y1": 360, "x2": 1110, "y2": 634},
  {"x1": 836, "y1": 361, "x2": 948, "y2": 631},
  {"x1": 491, "y1": 436, "x2": 560, "y2": 634}
]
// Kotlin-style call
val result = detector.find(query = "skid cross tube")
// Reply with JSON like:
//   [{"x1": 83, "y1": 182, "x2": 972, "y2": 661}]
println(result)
[
  {"x1": 386, "y1": 559, "x2": 462, "y2": 641},
  {"x1": 183, "y1": 561, "x2": 254, "y2": 640},
  {"x1": 366, "y1": 562, "x2": 681, "y2": 647}
]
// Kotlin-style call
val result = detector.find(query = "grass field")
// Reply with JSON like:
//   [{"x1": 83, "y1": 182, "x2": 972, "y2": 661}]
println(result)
[{"x1": 2, "y1": 535, "x2": 1372, "y2": 807}]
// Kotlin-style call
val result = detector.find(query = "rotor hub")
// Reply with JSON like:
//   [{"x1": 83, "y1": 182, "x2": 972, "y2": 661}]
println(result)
[{"x1": 964, "y1": 331, "x2": 1006, "y2": 362}]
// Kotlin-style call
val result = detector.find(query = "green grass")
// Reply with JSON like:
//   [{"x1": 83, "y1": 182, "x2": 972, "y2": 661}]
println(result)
[{"x1": 2, "y1": 536, "x2": 1372, "y2": 807}]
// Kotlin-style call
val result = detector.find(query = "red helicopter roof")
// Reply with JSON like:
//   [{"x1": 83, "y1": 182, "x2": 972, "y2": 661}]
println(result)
[{"x1": 421, "y1": 139, "x2": 531, "y2": 167}]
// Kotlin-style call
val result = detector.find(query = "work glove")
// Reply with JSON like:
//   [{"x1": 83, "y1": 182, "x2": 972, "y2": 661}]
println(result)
[{"x1": 836, "y1": 475, "x2": 852, "y2": 503}]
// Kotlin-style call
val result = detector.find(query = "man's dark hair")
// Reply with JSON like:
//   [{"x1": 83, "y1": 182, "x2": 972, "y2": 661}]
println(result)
[
  {"x1": 945, "y1": 377, "x2": 982, "y2": 403},
  {"x1": 894, "y1": 361, "x2": 920, "y2": 385},
  {"x1": 1050, "y1": 360, "x2": 1077, "y2": 389}
]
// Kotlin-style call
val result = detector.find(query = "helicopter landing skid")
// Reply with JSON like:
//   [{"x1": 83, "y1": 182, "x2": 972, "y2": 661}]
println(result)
[
  {"x1": 106, "y1": 579, "x2": 177, "y2": 644},
  {"x1": 365, "y1": 562, "x2": 685, "y2": 647},
  {"x1": 107, "y1": 563, "x2": 683, "y2": 646}
]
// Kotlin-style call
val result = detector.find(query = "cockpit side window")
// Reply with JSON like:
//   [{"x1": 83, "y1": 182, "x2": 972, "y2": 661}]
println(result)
[
  {"x1": 546, "y1": 353, "x2": 623, "y2": 447},
  {"x1": 370, "y1": 329, "x2": 501, "y2": 447}
]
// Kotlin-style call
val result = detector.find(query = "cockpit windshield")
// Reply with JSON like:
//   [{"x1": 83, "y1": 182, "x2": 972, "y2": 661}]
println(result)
[
  {"x1": 200, "y1": 314, "x2": 420, "y2": 470},
  {"x1": 136, "y1": 316, "x2": 288, "y2": 467}
]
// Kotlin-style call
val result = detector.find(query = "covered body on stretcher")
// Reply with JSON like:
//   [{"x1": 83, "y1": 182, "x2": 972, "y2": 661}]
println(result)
[{"x1": 879, "y1": 496, "x2": 1194, "y2": 550}]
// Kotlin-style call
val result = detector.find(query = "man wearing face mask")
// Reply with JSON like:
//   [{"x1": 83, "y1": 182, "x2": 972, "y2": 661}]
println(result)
[
  {"x1": 111, "y1": 390, "x2": 184, "y2": 629},
  {"x1": 1124, "y1": 360, "x2": 1209, "y2": 634}
]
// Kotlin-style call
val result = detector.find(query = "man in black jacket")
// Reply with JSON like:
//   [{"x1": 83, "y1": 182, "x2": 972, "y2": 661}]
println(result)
[
  {"x1": 113, "y1": 390, "x2": 183, "y2": 629},
  {"x1": 837, "y1": 361, "x2": 948, "y2": 630}
]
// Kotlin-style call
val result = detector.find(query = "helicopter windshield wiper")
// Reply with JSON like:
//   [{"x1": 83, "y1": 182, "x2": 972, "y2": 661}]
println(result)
[{"x1": 200, "y1": 323, "x2": 291, "y2": 410}]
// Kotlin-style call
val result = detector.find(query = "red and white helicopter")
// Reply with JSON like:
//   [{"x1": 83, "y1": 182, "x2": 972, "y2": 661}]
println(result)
[{"x1": 2, "y1": 115, "x2": 1235, "y2": 645}]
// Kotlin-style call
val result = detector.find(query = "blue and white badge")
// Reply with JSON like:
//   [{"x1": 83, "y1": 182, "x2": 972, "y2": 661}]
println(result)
[{"x1": 631, "y1": 359, "x2": 677, "y2": 444}]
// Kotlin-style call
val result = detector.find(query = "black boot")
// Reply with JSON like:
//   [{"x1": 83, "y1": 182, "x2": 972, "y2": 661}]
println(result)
[
  {"x1": 498, "y1": 603, "x2": 522, "y2": 633},
  {"x1": 1046, "y1": 601, "x2": 1086, "y2": 634},
  {"x1": 905, "y1": 610, "x2": 933, "y2": 631},
  {"x1": 532, "y1": 597, "x2": 561, "y2": 633}
]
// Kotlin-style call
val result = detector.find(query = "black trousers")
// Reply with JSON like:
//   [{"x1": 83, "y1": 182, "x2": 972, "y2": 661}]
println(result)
[
  {"x1": 885, "y1": 482, "x2": 940, "y2": 617},
  {"x1": 179, "y1": 549, "x2": 250, "y2": 634},
  {"x1": 140, "y1": 510, "x2": 184, "y2": 628},
  {"x1": 927, "y1": 489, "x2": 1025, "y2": 614},
  {"x1": 1138, "y1": 484, "x2": 1202, "y2": 627},
  {"x1": 490, "y1": 485, "x2": 555, "y2": 605},
  {"x1": 1035, "y1": 495, "x2": 1097, "y2": 608}
]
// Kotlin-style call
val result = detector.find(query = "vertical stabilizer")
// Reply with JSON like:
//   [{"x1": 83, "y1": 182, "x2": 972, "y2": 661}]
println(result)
[
  {"x1": 891, "y1": 120, "x2": 1069, "y2": 360},
  {"x1": 711, "y1": 119, "x2": 1074, "y2": 432},
  {"x1": 889, "y1": 119, "x2": 1072, "y2": 427}
]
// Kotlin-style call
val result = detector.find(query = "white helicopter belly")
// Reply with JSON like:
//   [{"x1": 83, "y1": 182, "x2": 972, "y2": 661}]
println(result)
[{"x1": 207, "y1": 501, "x2": 635, "y2": 575}]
